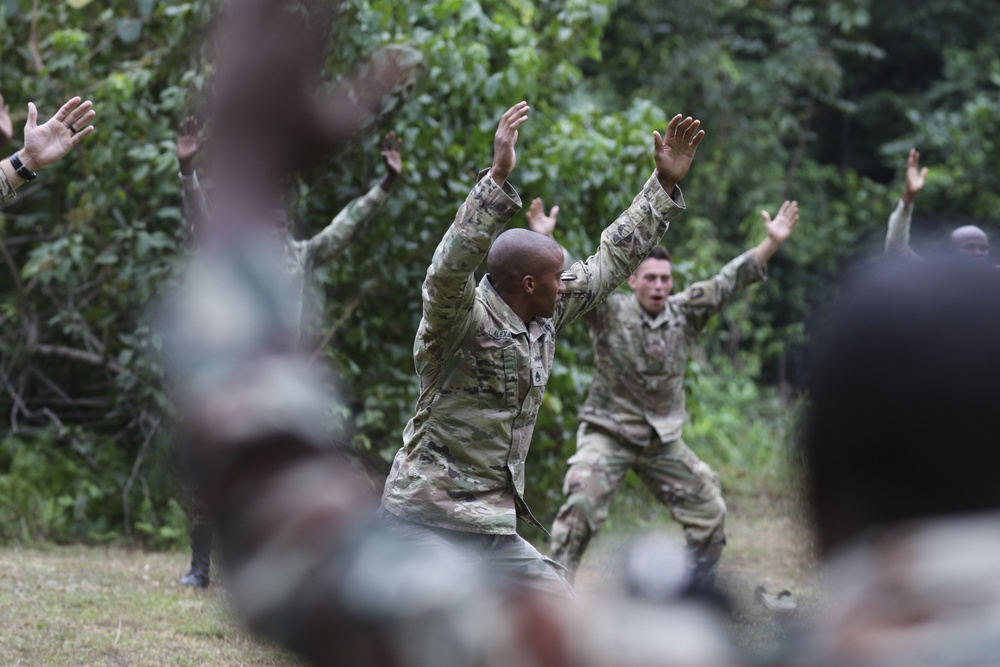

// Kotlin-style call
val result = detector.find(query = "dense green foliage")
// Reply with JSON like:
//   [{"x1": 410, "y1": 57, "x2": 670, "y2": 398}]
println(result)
[{"x1": 1, "y1": 0, "x2": 997, "y2": 545}]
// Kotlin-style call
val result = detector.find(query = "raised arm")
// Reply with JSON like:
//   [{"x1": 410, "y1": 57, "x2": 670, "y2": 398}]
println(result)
[
  {"x1": 678, "y1": 202, "x2": 797, "y2": 332},
  {"x1": 177, "y1": 116, "x2": 209, "y2": 237},
  {"x1": 885, "y1": 148, "x2": 926, "y2": 259},
  {"x1": 416, "y1": 102, "x2": 526, "y2": 361},
  {"x1": 1, "y1": 96, "x2": 96, "y2": 204},
  {"x1": 754, "y1": 199, "x2": 799, "y2": 264},
  {"x1": 527, "y1": 197, "x2": 572, "y2": 269},
  {"x1": 554, "y1": 114, "x2": 704, "y2": 331},
  {"x1": 378, "y1": 130, "x2": 402, "y2": 192},
  {"x1": 302, "y1": 131, "x2": 402, "y2": 268}
]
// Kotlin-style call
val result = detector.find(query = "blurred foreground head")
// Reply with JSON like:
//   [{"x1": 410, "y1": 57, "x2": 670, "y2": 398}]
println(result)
[{"x1": 802, "y1": 258, "x2": 1000, "y2": 556}]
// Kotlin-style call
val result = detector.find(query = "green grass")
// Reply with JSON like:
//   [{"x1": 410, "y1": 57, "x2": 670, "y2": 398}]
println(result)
[
  {"x1": 0, "y1": 474, "x2": 819, "y2": 666},
  {"x1": 0, "y1": 546, "x2": 301, "y2": 666}
]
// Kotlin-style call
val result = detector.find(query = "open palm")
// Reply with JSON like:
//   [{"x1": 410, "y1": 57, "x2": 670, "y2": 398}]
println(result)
[{"x1": 22, "y1": 97, "x2": 95, "y2": 171}]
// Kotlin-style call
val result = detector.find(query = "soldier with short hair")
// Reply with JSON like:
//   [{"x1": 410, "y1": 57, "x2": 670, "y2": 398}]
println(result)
[
  {"x1": 536, "y1": 199, "x2": 799, "y2": 586},
  {"x1": 379, "y1": 101, "x2": 706, "y2": 596}
]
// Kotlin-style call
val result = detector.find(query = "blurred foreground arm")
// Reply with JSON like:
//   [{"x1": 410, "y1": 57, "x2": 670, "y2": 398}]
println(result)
[{"x1": 167, "y1": 2, "x2": 736, "y2": 664}]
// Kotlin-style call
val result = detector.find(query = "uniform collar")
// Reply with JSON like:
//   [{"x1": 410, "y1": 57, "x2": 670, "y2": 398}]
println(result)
[
  {"x1": 629, "y1": 293, "x2": 673, "y2": 329},
  {"x1": 480, "y1": 275, "x2": 550, "y2": 341}
]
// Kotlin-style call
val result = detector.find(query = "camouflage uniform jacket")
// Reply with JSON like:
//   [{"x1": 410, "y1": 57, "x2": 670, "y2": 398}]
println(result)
[
  {"x1": 771, "y1": 512, "x2": 1000, "y2": 667},
  {"x1": 579, "y1": 248, "x2": 765, "y2": 447},
  {"x1": 0, "y1": 168, "x2": 16, "y2": 204},
  {"x1": 381, "y1": 170, "x2": 686, "y2": 535},
  {"x1": 180, "y1": 171, "x2": 389, "y2": 328},
  {"x1": 885, "y1": 199, "x2": 921, "y2": 259}
]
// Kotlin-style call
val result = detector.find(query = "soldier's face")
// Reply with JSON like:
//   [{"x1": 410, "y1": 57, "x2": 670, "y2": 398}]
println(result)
[
  {"x1": 628, "y1": 258, "x2": 673, "y2": 314},
  {"x1": 950, "y1": 227, "x2": 990, "y2": 261},
  {"x1": 526, "y1": 249, "x2": 566, "y2": 319}
]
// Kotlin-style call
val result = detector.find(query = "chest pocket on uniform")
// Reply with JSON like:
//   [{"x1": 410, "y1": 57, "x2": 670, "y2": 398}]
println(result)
[
  {"x1": 643, "y1": 323, "x2": 685, "y2": 377},
  {"x1": 477, "y1": 344, "x2": 518, "y2": 409}
]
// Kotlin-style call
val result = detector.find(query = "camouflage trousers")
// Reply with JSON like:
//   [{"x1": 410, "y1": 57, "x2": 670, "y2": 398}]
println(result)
[
  {"x1": 550, "y1": 423, "x2": 726, "y2": 583},
  {"x1": 379, "y1": 508, "x2": 575, "y2": 598}
]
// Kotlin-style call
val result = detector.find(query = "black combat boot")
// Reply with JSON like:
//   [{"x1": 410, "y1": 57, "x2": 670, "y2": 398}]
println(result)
[
  {"x1": 689, "y1": 539, "x2": 725, "y2": 591},
  {"x1": 179, "y1": 521, "x2": 213, "y2": 587}
]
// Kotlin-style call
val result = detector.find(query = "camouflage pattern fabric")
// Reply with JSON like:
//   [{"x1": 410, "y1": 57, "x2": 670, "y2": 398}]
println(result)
[
  {"x1": 0, "y1": 168, "x2": 15, "y2": 203},
  {"x1": 380, "y1": 170, "x2": 686, "y2": 536},
  {"x1": 578, "y1": 248, "x2": 765, "y2": 447},
  {"x1": 885, "y1": 199, "x2": 921, "y2": 259},
  {"x1": 166, "y1": 242, "x2": 740, "y2": 667},
  {"x1": 380, "y1": 510, "x2": 575, "y2": 598},
  {"x1": 769, "y1": 512, "x2": 1000, "y2": 667},
  {"x1": 180, "y1": 170, "x2": 389, "y2": 330},
  {"x1": 550, "y1": 424, "x2": 725, "y2": 580},
  {"x1": 550, "y1": 249, "x2": 764, "y2": 578}
]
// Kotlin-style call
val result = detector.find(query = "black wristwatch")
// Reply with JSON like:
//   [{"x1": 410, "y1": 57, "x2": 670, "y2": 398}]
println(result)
[{"x1": 9, "y1": 152, "x2": 37, "y2": 181}]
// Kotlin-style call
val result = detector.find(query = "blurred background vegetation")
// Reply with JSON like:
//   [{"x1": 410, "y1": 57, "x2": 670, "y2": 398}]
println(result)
[{"x1": 1, "y1": 0, "x2": 997, "y2": 547}]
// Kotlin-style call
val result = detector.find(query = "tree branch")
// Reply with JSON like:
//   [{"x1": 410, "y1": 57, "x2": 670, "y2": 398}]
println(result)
[
  {"x1": 32, "y1": 343, "x2": 125, "y2": 375},
  {"x1": 309, "y1": 280, "x2": 380, "y2": 364},
  {"x1": 28, "y1": 0, "x2": 45, "y2": 73}
]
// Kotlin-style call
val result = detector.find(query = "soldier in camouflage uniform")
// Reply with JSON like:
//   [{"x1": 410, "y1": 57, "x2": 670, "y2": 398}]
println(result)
[
  {"x1": 177, "y1": 117, "x2": 404, "y2": 339},
  {"x1": 379, "y1": 101, "x2": 706, "y2": 597},
  {"x1": 533, "y1": 199, "x2": 800, "y2": 586},
  {"x1": 174, "y1": 119, "x2": 403, "y2": 588},
  {"x1": 885, "y1": 148, "x2": 990, "y2": 261},
  {"x1": 772, "y1": 258, "x2": 1000, "y2": 667},
  {"x1": 167, "y1": 7, "x2": 739, "y2": 657},
  {"x1": 166, "y1": 240, "x2": 741, "y2": 667}
]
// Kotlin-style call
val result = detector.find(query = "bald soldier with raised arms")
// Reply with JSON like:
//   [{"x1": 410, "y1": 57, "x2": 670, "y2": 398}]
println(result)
[{"x1": 379, "y1": 101, "x2": 705, "y2": 596}]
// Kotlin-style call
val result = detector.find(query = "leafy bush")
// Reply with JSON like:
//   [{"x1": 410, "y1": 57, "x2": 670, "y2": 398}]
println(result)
[{"x1": 1, "y1": 0, "x2": 997, "y2": 545}]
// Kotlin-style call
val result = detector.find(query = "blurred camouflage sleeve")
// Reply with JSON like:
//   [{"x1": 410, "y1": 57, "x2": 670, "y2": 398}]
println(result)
[
  {"x1": 302, "y1": 181, "x2": 390, "y2": 267},
  {"x1": 674, "y1": 248, "x2": 766, "y2": 332},
  {"x1": 0, "y1": 169, "x2": 15, "y2": 203},
  {"x1": 554, "y1": 172, "x2": 685, "y2": 333},
  {"x1": 418, "y1": 171, "x2": 521, "y2": 361},
  {"x1": 180, "y1": 171, "x2": 210, "y2": 238},
  {"x1": 885, "y1": 199, "x2": 922, "y2": 259}
]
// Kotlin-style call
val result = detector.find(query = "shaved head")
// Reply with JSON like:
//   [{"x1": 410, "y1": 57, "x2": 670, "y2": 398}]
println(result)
[
  {"x1": 950, "y1": 225, "x2": 989, "y2": 260},
  {"x1": 487, "y1": 228, "x2": 562, "y2": 292}
]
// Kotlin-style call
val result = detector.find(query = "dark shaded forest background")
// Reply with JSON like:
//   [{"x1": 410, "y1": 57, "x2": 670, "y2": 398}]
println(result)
[{"x1": 1, "y1": 0, "x2": 998, "y2": 546}]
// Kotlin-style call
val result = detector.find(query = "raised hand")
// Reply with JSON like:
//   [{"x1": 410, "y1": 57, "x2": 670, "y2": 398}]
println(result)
[
  {"x1": 526, "y1": 197, "x2": 559, "y2": 238},
  {"x1": 0, "y1": 92, "x2": 11, "y2": 148},
  {"x1": 20, "y1": 97, "x2": 96, "y2": 172},
  {"x1": 755, "y1": 199, "x2": 800, "y2": 264},
  {"x1": 902, "y1": 147, "x2": 927, "y2": 205},
  {"x1": 490, "y1": 101, "x2": 530, "y2": 187},
  {"x1": 177, "y1": 116, "x2": 201, "y2": 175},
  {"x1": 763, "y1": 200, "x2": 799, "y2": 245},
  {"x1": 652, "y1": 114, "x2": 705, "y2": 195},
  {"x1": 381, "y1": 131, "x2": 402, "y2": 177}
]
